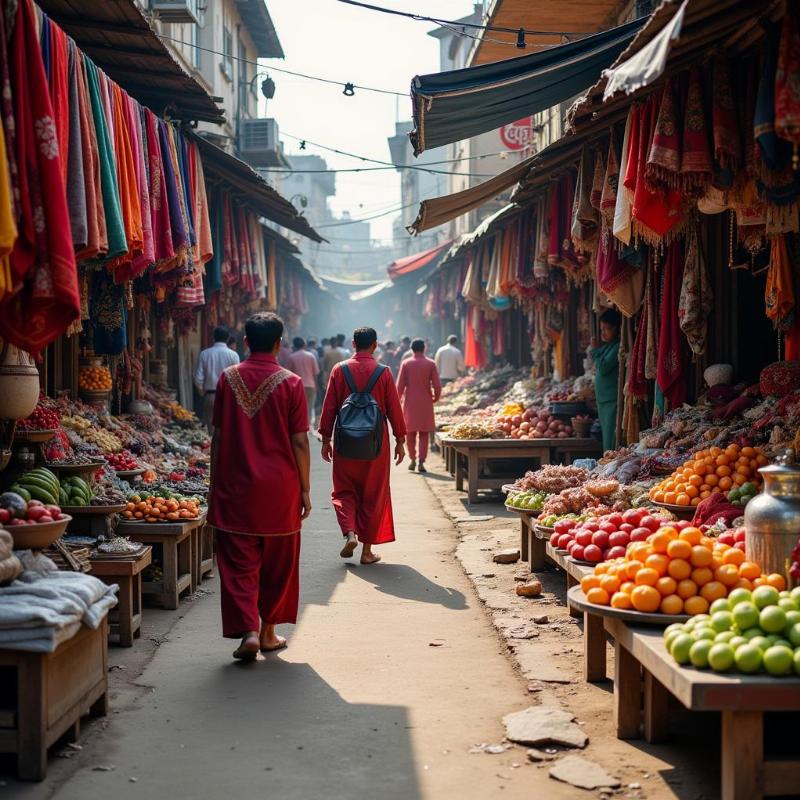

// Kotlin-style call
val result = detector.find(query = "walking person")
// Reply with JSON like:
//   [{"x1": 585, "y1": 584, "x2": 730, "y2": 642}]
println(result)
[
  {"x1": 194, "y1": 326, "x2": 240, "y2": 435},
  {"x1": 208, "y1": 313, "x2": 312, "y2": 660},
  {"x1": 319, "y1": 327, "x2": 406, "y2": 565},
  {"x1": 288, "y1": 336, "x2": 320, "y2": 427},
  {"x1": 396, "y1": 339, "x2": 441, "y2": 474},
  {"x1": 435, "y1": 334, "x2": 465, "y2": 386}
]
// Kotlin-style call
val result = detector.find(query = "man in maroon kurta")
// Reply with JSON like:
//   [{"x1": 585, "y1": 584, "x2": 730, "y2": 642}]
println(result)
[
  {"x1": 209, "y1": 313, "x2": 311, "y2": 660},
  {"x1": 396, "y1": 339, "x2": 442, "y2": 473},
  {"x1": 319, "y1": 327, "x2": 406, "y2": 564}
]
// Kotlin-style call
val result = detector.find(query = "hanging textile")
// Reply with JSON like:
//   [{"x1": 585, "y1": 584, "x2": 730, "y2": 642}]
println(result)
[
  {"x1": 765, "y1": 234, "x2": 795, "y2": 330},
  {"x1": 775, "y1": 11, "x2": 800, "y2": 145},
  {"x1": 0, "y1": 0, "x2": 79, "y2": 354},
  {"x1": 679, "y1": 66, "x2": 713, "y2": 197},
  {"x1": 656, "y1": 242, "x2": 686, "y2": 410},
  {"x1": 678, "y1": 220, "x2": 713, "y2": 355}
]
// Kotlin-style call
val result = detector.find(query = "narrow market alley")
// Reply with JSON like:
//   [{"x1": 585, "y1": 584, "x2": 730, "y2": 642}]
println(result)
[{"x1": 8, "y1": 450, "x2": 575, "y2": 800}]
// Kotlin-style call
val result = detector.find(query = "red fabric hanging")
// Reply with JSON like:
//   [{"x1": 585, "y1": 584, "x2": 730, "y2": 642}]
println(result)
[{"x1": 0, "y1": 0, "x2": 78, "y2": 355}]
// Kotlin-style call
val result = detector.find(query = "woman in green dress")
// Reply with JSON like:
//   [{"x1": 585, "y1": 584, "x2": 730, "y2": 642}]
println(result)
[{"x1": 590, "y1": 309, "x2": 621, "y2": 453}]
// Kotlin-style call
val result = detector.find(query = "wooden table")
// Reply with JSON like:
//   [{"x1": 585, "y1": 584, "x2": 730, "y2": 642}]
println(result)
[
  {"x1": 440, "y1": 437, "x2": 601, "y2": 503},
  {"x1": 604, "y1": 617, "x2": 800, "y2": 800},
  {"x1": 0, "y1": 620, "x2": 108, "y2": 781},
  {"x1": 90, "y1": 547, "x2": 152, "y2": 646},
  {"x1": 117, "y1": 517, "x2": 204, "y2": 609}
]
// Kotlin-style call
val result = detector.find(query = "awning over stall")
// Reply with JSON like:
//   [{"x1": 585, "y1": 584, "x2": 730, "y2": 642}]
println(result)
[{"x1": 409, "y1": 18, "x2": 645, "y2": 155}]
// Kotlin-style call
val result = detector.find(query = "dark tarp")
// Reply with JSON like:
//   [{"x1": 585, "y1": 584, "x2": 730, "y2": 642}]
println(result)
[{"x1": 409, "y1": 18, "x2": 645, "y2": 155}]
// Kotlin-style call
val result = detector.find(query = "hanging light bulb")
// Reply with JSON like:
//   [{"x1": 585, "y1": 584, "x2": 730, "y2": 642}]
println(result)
[
  {"x1": 342, "y1": 82, "x2": 355, "y2": 97},
  {"x1": 516, "y1": 28, "x2": 526, "y2": 48}
]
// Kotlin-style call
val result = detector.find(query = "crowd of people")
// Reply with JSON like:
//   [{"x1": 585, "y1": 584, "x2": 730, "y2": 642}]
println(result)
[{"x1": 197, "y1": 316, "x2": 466, "y2": 659}]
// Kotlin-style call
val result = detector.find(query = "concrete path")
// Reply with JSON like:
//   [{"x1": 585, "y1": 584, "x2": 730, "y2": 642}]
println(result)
[{"x1": 11, "y1": 446, "x2": 580, "y2": 800}]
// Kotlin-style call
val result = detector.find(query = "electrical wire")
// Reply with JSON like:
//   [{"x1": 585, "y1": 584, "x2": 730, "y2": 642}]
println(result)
[{"x1": 154, "y1": 33, "x2": 407, "y2": 97}]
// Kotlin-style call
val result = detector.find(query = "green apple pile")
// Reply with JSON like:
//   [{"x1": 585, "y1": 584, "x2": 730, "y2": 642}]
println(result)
[
  {"x1": 664, "y1": 585, "x2": 800, "y2": 677},
  {"x1": 505, "y1": 490, "x2": 547, "y2": 512}
]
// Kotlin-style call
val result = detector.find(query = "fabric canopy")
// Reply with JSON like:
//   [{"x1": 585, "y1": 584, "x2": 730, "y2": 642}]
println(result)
[
  {"x1": 387, "y1": 241, "x2": 451, "y2": 278},
  {"x1": 409, "y1": 18, "x2": 645, "y2": 155}
]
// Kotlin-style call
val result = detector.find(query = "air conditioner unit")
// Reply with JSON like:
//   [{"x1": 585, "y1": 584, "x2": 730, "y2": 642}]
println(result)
[
  {"x1": 152, "y1": 0, "x2": 200, "y2": 24},
  {"x1": 239, "y1": 118, "x2": 282, "y2": 168}
]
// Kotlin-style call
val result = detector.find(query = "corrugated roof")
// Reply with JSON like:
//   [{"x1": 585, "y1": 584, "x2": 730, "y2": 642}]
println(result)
[
  {"x1": 36, "y1": 0, "x2": 224, "y2": 123},
  {"x1": 192, "y1": 133, "x2": 326, "y2": 243}
]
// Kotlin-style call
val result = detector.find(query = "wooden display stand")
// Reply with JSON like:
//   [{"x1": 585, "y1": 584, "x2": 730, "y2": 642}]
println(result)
[
  {"x1": 603, "y1": 618, "x2": 800, "y2": 800},
  {"x1": 0, "y1": 620, "x2": 109, "y2": 781},
  {"x1": 117, "y1": 517, "x2": 205, "y2": 609},
  {"x1": 90, "y1": 547, "x2": 152, "y2": 646},
  {"x1": 440, "y1": 437, "x2": 602, "y2": 503}
]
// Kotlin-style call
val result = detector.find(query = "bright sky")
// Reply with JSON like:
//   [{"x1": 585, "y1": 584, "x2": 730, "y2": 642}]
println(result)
[{"x1": 264, "y1": 0, "x2": 478, "y2": 245}]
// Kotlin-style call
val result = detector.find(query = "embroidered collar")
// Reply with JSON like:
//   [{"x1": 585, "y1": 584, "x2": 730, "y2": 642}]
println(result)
[{"x1": 224, "y1": 363, "x2": 290, "y2": 418}]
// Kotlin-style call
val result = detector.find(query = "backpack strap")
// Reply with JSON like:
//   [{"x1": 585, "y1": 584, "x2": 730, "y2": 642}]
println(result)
[
  {"x1": 364, "y1": 365, "x2": 387, "y2": 394},
  {"x1": 339, "y1": 363, "x2": 358, "y2": 394}
]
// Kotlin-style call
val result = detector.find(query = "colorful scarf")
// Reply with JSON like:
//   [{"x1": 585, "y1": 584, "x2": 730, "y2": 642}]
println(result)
[
  {"x1": 765, "y1": 234, "x2": 795, "y2": 329},
  {"x1": 712, "y1": 56, "x2": 741, "y2": 178},
  {"x1": 678, "y1": 220, "x2": 713, "y2": 355},
  {"x1": 0, "y1": 0, "x2": 79, "y2": 355},
  {"x1": 656, "y1": 242, "x2": 686, "y2": 410},
  {"x1": 632, "y1": 94, "x2": 685, "y2": 245},
  {"x1": 646, "y1": 78, "x2": 681, "y2": 190},
  {"x1": 680, "y1": 66, "x2": 713, "y2": 197},
  {"x1": 775, "y1": 10, "x2": 800, "y2": 144},
  {"x1": 614, "y1": 106, "x2": 635, "y2": 245},
  {"x1": 571, "y1": 146, "x2": 599, "y2": 256}
]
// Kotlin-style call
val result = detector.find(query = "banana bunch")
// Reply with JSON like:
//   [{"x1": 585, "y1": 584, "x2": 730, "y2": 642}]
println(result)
[
  {"x1": 11, "y1": 467, "x2": 61, "y2": 505},
  {"x1": 58, "y1": 476, "x2": 94, "y2": 507}
]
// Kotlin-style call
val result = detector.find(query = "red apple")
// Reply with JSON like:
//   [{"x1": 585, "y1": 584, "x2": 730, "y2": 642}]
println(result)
[
  {"x1": 583, "y1": 544, "x2": 603, "y2": 563},
  {"x1": 591, "y1": 531, "x2": 610, "y2": 550}
]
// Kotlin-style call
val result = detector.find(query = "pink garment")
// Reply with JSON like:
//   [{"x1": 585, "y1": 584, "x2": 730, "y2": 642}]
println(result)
[
  {"x1": 287, "y1": 349, "x2": 320, "y2": 389},
  {"x1": 408, "y1": 431, "x2": 429, "y2": 463},
  {"x1": 396, "y1": 354, "x2": 442, "y2": 433}
]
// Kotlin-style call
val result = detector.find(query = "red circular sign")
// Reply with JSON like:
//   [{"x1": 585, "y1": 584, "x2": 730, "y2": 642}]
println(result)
[{"x1": 500, "y1": 117, "x2": 534, "y2": 150}]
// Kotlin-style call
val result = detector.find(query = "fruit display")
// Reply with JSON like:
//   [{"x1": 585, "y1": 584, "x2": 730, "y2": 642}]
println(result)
[
  {"x1": 505, "y1": 490, "x2": 547, "y2": 512},
  {"x1": 0, "y1": 492, "x2": 67, "y2": 525},
  {"x1": 9, "y1": 467, "x2": 62, "y2": 505},
  {"x1": 551, "y1": 508, "x2": 671, "y2": 563},
  {"x1": 663, "y1": 584, "x2": 800, "y2": 676},
  {"x1": 105, "y1": 451, "x2": 140, "y2": 471},
  {"x1": 448, "y1": 421, "x2": 494, "y2": 440},
  {"x1": 17, "y1": 402, "x2": 59, "y2": 431},
  {"x1": 579, "y1": 523, "x2": 778, "y2": 616},
  {"x1": 494, "y1": 407, "x2": 573, "y2": 440},
  {"x1": 121, "y1": 493, "x2": 202, "y2": 523},
  {"x1": 58, "y1": 476, "x2": 95, "y2": 507},
  {"x1": 79, "y1": 365, "x2": 113, "y2": 392},
  {"x1": 648, "y1": 444, "x2": 767, "y2": 508}
]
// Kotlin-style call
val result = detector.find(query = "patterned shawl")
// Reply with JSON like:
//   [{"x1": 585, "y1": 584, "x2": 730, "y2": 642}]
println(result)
[
  {"x1": 656, "y1": 241, "x2": 687, "y2": 411},
  {"x1": 680, "y1": 66, "x2": 713, "y2": 197}
]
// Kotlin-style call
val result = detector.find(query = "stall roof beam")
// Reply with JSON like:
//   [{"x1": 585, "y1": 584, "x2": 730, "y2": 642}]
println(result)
[
  {"x1": 409, "y1": 18, "x2": 644, "y2": 155},
  {"x1": 36, "y1": 0, "x2": 224, "y2": 123}
]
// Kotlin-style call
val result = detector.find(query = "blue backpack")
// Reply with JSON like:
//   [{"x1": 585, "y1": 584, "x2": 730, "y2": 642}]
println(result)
[{"x1": 334, "y1": 364, "x2": 387, "y2": 460}]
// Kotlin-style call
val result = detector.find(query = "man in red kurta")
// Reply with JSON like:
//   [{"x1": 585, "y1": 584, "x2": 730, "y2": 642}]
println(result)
[
  {"x1": 209, "y1": 313, "x2": 311, "y2": 660},
  {"x1": 396, "y1": 339, "x2": 442, "y2": 473},
  {"x1": 319, "y1": 327, "x2": 406, "y2": 564}
]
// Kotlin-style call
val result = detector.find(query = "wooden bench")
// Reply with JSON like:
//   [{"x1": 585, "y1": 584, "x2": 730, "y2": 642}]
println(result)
[
  {"x1": 117, "y1": 520, "x2": 197, "y2": 609},
  {"x1": 90, "y1": 547, "x2": 152, "y2": 646},
  {"x1": 604, "y1": 617, "x2": 800, "y2": 800},
  {"x1": 0, "y1": 620, "x2": 108, "y2": 781}
]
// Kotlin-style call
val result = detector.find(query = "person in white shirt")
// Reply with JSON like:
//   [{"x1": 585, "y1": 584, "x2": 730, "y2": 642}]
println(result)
[
  {"x1": 435, "y1": 335, "x2": 466, "y2": 385},
  {"x1": 194, "y1": 326, "x2": 240, "y2": 434}
]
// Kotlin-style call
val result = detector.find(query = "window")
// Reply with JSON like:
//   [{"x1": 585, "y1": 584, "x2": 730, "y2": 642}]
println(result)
[{"x1": 221, "y1": 25, "x2": 233, "y2": 81}]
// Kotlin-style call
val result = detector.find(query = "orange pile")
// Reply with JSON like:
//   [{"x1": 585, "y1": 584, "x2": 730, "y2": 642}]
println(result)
[
  {"x1": 121, "y1": 495, "x2": 201, "y2": 523},
  {"x1": 79, "y1": 365, "x2": 113, "y2": 392},
  {"x1": 648, "y1": 444, "x2": 766, "y2": 507},
  {"x1": 580, "y1": 525, "x2": 784, "y2": 616}
]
